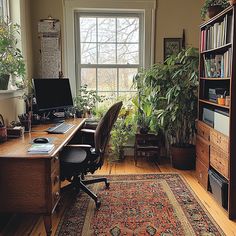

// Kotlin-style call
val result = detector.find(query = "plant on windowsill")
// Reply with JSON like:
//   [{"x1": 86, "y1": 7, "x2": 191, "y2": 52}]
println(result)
[
  {"x1": 0, "y1": 18, "x2": 26, "y2": 90},
  {"x1": 200, "y1": 0, "x2": 229, "y2": 20},
  {"x1": 73, "y1": 84, "x2": 104, "y2": 118}
]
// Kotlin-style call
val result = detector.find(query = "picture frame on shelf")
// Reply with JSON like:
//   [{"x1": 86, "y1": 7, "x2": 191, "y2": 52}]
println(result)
[{"x1": 164, "y1": 38, "x2": 182, "y2": 61}]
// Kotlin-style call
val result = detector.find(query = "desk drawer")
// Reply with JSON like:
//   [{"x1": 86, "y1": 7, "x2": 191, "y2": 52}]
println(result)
[
  {"x1": 196, "y1": 159, "x2": 208, "y2": 190},
  {"x1": 51, "y1": 155, "x2": 59, "y2": 172},
  {"x1": 51, "y1": 167, "x2": 60, "y2": 209},
  {"x1": 210, "y1": 129, "x2": 229, "y2": 154},
  {"x1": 210, "y1": 145, "x2": 229, "y2": 179},
  {"x1": 196, "y1": 135, "x2": 209, "y2": 167},
  {"x1": 197, "y1": 121, "x2": 210, "y2": 141}
]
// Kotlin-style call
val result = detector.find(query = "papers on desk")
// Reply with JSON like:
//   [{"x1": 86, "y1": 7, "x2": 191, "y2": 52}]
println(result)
[{"x1": 28, "y1": 143, "x2": 55, "y2": 154}]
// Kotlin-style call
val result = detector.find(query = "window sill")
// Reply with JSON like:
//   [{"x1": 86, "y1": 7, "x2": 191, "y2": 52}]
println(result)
[{"x1": 0, "y1": 89, "x2": 24, "y2": 100}]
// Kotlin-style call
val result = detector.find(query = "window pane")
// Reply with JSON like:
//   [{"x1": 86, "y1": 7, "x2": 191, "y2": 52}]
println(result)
[
  {"x1": 119, "y1": 68, "x2": 138, "y2": 91},
  {"x1": 117, "y1": 43, "x2": 139, "y2": 64},
  {"x1": 98, "y1": 18, "x2": 116, "y2": 43},
  {"x1": 117, "y1": 18, "x2": 139, "y2": 43},
  {"x1": 81, "y1": 68, "x2": 96, "y2": 90},
  {"x1": 98, "y1": 43, "x2": 116, "y2": 64},
  {"x1": 81, "y1": 43, "x2": 97, "y2": 64},
  {"x1": 98, "y1": 68, "x2": 117, "y2": 91},
  {"x1": 80, "y1": 17, "x2": 96, "y2": 42}
]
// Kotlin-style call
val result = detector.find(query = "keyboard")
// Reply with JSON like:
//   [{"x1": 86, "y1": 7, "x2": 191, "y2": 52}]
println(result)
[{"x1": 47, "y1": 123, "x2": 74, "y2": 134}]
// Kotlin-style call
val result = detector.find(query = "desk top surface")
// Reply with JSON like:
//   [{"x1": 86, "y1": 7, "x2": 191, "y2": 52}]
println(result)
[{"x1": 0, "y1": 118, "x2": 85, "y2": 159}]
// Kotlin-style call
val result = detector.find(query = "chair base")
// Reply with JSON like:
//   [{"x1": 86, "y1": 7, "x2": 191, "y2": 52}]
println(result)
[{"x1": 61, "y1": 175, "x2": 110, "y2": 208}]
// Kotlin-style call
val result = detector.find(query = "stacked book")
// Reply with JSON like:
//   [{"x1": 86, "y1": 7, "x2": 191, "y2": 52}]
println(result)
[
  {"x1": 201, "y1": 14, "x2": 232, "y2": 52},
  {"x1": 28, "y1": 143, "x2": 55, "y2": 154}
]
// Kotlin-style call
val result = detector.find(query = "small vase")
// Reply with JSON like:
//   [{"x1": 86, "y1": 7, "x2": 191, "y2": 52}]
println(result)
[
  {"x1": 0, "y1": 74, "x2": 10, "y2": 90},
  {"x1": 207, "y1": 5, "x2": 223, "y2": 18}
]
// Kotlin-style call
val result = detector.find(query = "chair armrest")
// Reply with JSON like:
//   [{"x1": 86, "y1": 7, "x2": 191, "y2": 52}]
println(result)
[
  {"x1": 83, "y1": 119, "x2": 99, "y2": 129},
  {"x1": 80, "y1": 128, "x2": 96, "y2": 134}
]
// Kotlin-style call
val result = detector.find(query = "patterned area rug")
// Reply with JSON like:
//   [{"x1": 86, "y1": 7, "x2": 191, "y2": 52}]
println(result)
[{"x1": 56, "y1": 174, "x2": 225, "y2": 236}]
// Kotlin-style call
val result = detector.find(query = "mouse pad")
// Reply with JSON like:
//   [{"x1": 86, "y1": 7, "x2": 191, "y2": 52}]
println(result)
[{"x1": 30, "y1": 137, "x2": 55, "y2": 144}]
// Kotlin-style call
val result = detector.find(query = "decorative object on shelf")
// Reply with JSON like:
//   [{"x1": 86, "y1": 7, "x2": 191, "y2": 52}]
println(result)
[
  {"x1": 18, "y1": 112, "x2": 32, "y2": 132},
  {"x1": 0, "y1": 114, "x2": 7, "y2": 142},
  {"x1": 225, "y1": 95, "x2": 230, "y2": 106},
  {"x1": 200, "y1": 0, "x2": 230, "y2": 20},
  {"x1": 163, "y1": 38, "x2": 182, "y2": 61},
  {"x1": 0, "y1": 18, "x2": 26, "y2": 90}
]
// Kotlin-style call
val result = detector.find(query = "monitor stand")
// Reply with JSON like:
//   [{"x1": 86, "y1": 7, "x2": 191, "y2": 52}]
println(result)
[{"x1": 40, "y1": 111, "x2": 65, "y2": 124}]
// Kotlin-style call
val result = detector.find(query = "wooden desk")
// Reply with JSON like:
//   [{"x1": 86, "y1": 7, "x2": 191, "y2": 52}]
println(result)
[{"x1": 0, "y1": 118, "x2": 85, "y2": 235}]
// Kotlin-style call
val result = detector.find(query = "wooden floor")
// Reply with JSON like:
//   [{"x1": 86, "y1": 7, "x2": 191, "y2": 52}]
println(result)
[{"x1": 1, "y1": 155, "x2": 236, "y2": 236}]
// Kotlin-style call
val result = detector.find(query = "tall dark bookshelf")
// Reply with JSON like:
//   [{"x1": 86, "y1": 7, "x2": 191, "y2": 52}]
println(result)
[{"x1": 197, "y1": 5, "x2": 236, "y2": 219}]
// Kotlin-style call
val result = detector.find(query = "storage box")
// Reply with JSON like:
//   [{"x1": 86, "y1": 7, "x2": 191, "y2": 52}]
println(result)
[
  {"x1": 208, "y1": 169, "x2": 228, "y2": 209},
  {"x1": 214, "y1": 111, "x2": 229, "y2": 136}
]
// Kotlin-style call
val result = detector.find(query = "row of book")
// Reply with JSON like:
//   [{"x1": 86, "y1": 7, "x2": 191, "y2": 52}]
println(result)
[
  {"x1": 203, "y1": 48, "x2": 232, "y2": 78},
  {"x1": 201, "y1": 14, "x2": 232, "y2": 52}
]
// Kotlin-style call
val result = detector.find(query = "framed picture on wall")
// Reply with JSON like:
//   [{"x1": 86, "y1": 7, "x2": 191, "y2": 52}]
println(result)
[{"x1": 164, "y1": 38, "x2": 182, "y2": 61}]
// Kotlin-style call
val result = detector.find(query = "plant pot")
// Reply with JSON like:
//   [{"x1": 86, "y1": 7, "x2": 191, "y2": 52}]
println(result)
[
  {"x1": 0, "y1": 74, "x2": 10, "y2": 90},
  {"x1": 75, "y1": 110, "x2": 83, "y2": 118},
  {"x1": 207, "y1": 5, "x2": 223, "y2": 18},
  {"x1": 229, "y1": 0, "x2": 236, "y2": 5},
  {"x1": 170, "y1": 144, "x2": 196, "y2": 170}
]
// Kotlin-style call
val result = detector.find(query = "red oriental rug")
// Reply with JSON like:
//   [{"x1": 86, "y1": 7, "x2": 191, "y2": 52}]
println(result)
[{"x1": 56, "y1": 174, "x2": 225, "y2": 236}]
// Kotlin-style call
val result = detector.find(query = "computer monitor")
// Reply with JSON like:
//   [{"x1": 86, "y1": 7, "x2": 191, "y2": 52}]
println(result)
[{"x1": 33, "y1": 78, "x2": 74, "y2": 112}]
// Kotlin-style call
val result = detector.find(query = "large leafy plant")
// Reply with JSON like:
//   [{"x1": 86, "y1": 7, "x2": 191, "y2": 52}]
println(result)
[
  {"x1": 157, "y1": 47, "x2": 199, "y2": 147},
  {"x1": 0, "y1": 18, "x2": 25, "y2": 79}
]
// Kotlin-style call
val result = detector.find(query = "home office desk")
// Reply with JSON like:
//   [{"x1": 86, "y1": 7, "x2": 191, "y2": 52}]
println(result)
[{"x1": 0, "y1": 118, "x2": 85, "y2": 236}]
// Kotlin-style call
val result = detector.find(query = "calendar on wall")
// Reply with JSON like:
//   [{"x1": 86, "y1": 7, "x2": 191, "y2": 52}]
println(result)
[{"x1": 38, "y1": 18, "x2": 62, "y2": 78}]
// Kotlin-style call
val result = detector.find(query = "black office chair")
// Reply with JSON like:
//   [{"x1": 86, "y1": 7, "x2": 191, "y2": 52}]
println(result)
[{"x1": 60, "y1": 101, "x2": 122, "y2": 207}]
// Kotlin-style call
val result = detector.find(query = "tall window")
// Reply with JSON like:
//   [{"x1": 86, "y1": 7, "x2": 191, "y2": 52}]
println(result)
[
  {"x1": 75, "y1": 12, "x2": 143, "y2": 99},
  {"x1": 0, "y1": 0, "x2": 9, "y2": 18}
]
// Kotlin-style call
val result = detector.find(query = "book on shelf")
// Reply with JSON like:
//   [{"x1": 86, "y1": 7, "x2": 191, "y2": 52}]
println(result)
[{"x1": 28, "y1": 143, "x2": 55, "y2": 154}]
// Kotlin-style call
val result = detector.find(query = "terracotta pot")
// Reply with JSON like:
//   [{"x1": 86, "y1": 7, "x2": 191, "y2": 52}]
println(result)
[
  {"x1": 229, "y1": 0, "x2": 236, "y2": 5},
  {"x1": 170, "y1": 144, "x2": 196, "y2": 170},
  {"x1": 208, "y1": 5, "x2": 223, "y2": 18},
  {"x1": 0, "y1": 74, "x2": 10, "y2": 90}
]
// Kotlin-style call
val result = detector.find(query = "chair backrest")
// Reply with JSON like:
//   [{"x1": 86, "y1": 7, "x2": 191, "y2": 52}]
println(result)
[{"x1": 94, "y1": 101, "x2": 123, "y2": 154}]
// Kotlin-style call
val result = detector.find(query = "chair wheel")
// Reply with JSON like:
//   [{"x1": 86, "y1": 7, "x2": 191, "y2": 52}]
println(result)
[
  {"x1": 96, "y1": 200, "x2": 101, "y2": 209},
  {"x1": 105, "y1": 182, "x2": 110, "y2": 189}
]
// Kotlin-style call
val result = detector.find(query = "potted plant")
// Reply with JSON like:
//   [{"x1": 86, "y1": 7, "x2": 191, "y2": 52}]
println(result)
[
  {"x1": 110, "y1": 107, "x2": 135, "y2": 161},
  {"x1": 73, "y1": 84, "x2": 104, "y2": 117},
  {"x1": 201, "y1": 0, "x2": 229, "y2": 20},
  {"x1": 0, "y1": 18, "x2": 25, "y2": 90},
  {"x1": 157, "y1": 47, "x2": 199, "y2": 169}
]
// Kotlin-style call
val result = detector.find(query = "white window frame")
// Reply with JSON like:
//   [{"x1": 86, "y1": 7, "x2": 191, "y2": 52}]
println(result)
[
  {"x1": 63, "y1": 0, "x2": 156, "y2": 97},
  {"x1": 0, "y1": 0, "x2": 9, "y2": 18},
  {"x1": 75, "y1": 12, "x2": 142, "y2": 96}
]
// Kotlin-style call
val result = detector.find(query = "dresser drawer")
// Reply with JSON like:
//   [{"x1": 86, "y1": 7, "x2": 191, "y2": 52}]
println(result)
[
  {"x1": 210, "y1": 145, "x2": 229, "y2": 179},
  {"x1": 210, "y1": 129, "x2": 229, "y2": 154},
  {"x1": 196, "y1": 159, "x2": 209, "y2": 190},
  {"x1": 197, "y1": 121, "x2": 210, "y2": 141},
  {"x1": 196, "y1": 135, "x2": 209, "y2": 167}
]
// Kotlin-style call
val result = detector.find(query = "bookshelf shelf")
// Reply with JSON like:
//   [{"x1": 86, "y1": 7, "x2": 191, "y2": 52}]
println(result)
[
  {"x1": 201, "y1": 43, "x2": 232, "y2": 54},
  {"x1": 199, "y1": 99, "x2": 230, "y2": 109},
  {"x1": 197, "y1": 5, "x2": 236, "y2": 219},
  {"x1": 200, "y1": 77, "x2": 230, "y2": 80}
]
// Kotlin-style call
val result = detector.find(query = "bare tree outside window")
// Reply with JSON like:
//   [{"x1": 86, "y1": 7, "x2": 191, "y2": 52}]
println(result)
[{"x1": 76, "y1": 13, "x2": 142, "y2": 101}]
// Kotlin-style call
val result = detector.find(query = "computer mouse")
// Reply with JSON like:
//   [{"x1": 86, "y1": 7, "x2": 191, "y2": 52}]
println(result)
[{"x1": 33, "y1": 137, "x2": 50, "y2": 144}]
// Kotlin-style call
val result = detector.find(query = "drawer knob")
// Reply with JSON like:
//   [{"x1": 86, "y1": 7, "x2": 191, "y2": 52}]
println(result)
[{"x1": 54, "y1": 175, "x2": 60, "y2": 185}]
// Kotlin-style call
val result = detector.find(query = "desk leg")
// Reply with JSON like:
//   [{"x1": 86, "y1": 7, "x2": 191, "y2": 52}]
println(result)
[{"x1": 43, "y1": 215, "x2": 52, "y2": 236}]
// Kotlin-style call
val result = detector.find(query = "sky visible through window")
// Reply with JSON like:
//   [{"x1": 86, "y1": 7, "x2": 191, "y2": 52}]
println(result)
[{"x1": 78, "y1": 14, "x2": 141, "y2": 100}]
